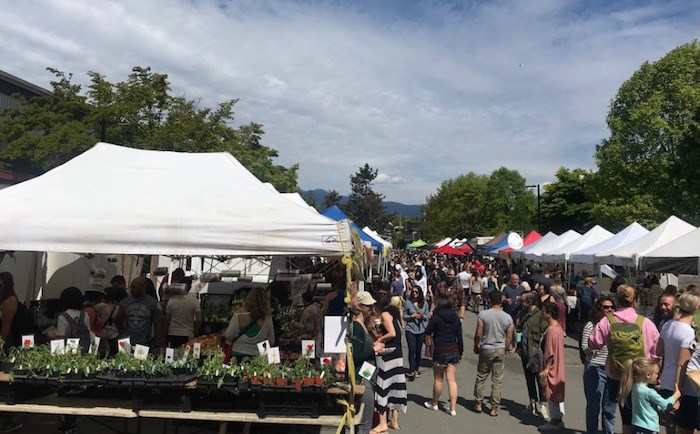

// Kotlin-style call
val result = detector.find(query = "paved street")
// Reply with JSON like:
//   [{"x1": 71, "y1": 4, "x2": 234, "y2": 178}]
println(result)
[{"x1": 3, "y1": 310, "x2": 622, "y2": 434}]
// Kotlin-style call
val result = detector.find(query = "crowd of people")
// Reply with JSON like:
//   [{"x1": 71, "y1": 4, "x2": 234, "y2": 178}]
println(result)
[{"x1": 350, "y1": 251, "x2": 700, "y2": 434}]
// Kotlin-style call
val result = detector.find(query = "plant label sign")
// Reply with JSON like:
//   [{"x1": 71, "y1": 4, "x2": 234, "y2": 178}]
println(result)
[
  {"x1": 193, "y1": 343, "x2": 201, "y2": 359},
  {"x1": 22, "y1": 335, "x2": 34, "y2": 349},
  {"x1": 134, "y1": 344, "x2": 149, "y2": 360},
  {"x1": 91, "y1": 337, "x2": 101, "y2": 354},
  {"x1": 358, "y1": 361, "x2": 376, "y2": 381},
  {"x1": 51, "y1": 339, "x2": 65, "y2": 355},
  {"x1": 182, "y1": 345, "x2": 191, "y2": 362},
  {"x1": 165, "y1": 348, "x2": 175, "y2": 364},
  {"x1": 66, "y1": 338, "x2": 80, "y2": 354},
  {"x1": 321, "y1": 356, "x2": 332, "y2": 366},
  {"x1": 301, "y1": 340, "x2": 316, "y2": 359},
  {"x1": 267, "y1": 346, "x2": 281, "y2": 364},
  {"x1": 118, "y1": 337, "x2": 131, "y2": 354},
  {"x1": 257, "y1": 340, "x2": 270, "y2": 355}
]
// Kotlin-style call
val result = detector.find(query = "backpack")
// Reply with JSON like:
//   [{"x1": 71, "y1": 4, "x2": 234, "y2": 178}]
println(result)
[
  {"x1": 607, "y1": 314, "x2": 645, "y2": 376},
  {"x1": 579, "y1": 287, "x2": 594, "y2": 312},
  {"x1": 61, "y1": 311, "x2": 91, "y2": 354}
]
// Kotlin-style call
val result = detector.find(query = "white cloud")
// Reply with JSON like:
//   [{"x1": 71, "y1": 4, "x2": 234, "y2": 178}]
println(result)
[
  {"x1": 375, "y1": 173, "x2": 406, "y2": 184},
  {"x1": 1, "y1": 0, "x2": 697, "y2": 204}
]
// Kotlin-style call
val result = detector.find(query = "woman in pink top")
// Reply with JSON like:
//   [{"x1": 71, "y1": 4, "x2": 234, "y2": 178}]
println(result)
[
  {"x1": 539, "y1": 302, "x2": 566, "y2": 432},
  {"x1": 588, "y1": 285, "x2": 660, "y2": 434}
]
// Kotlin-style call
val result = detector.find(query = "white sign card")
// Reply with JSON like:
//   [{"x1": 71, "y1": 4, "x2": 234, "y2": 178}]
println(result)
[
  {"x1": 22, "y1": 335, "x2": 34, "y2": 348},
  {"x1": 182, "y1": 345, "x2": 191, "y2": 362},
  {"x1": 193, "y1": 343, "x2": 201, "y2": 359},
  {"x1": 323, "y1": 316, "x2": 348, "y2": 354},
  {"x1": 267, "y1": 346, "x2": 281, "y2": 364},
  {"x1": 91, "y1": 336, "x2": 101, "y2": 354},
  {"x1": 301, "y1": 340, "x2": 316, "y2": 359},
  {"x1": 358, "y1": 361, "x2": 376, "y2": 381},
  {"x1": 66, "y1": 338, "x2": 80, "y2": 354},
  {"x1": 134, "y1": 344, "x2": 150, "y2": 360},
  {"x1": 321, "y1": 356, "x2": 333, "y2": 366},
  {"x1": 257, "y1": 340, "x2": 270, "y2": 355},
  {"x1": 50, "y1": 339, "x2": 65, "y2": 355},
  {"x1": 118, "y1": 337, "x2": 131, "y2": 354},
  {"x1": 165, "y1": 348, "x2": 175, "y2": 364}
]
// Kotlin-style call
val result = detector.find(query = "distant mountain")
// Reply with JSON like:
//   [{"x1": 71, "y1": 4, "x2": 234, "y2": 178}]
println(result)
[{"x1": 300, "y1": 189, "x2": 423, "y2": 219}]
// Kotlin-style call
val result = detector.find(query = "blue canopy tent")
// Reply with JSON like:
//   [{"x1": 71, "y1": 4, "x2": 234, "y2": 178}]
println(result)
[
  {"x1": 487, "y1": 232, "x2": 514, "y2": 252},
  {"x1": 321, "y1": 205, "x2": 383, "y2": 251}
]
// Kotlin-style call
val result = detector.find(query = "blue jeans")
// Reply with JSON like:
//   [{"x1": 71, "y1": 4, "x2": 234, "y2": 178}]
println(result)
[
  {"x1": 584, "y1": 364, "x2": 616, "y2": 434},
  {"x1": 405, "y1": 331, "x2": 424, "y2": 372}
]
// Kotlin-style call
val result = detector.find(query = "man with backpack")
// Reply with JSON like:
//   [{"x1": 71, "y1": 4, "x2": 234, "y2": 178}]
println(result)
[
  {"x1": 55, "y1": 287, "x2": 92, "y2": 353},
  {"x1": 588, "y1": 285, "x2": 660, "y2": 434}
]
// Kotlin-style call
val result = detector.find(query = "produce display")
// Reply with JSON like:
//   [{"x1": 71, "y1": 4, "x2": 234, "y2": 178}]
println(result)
[{"x1": 184, "y1": 333, "x2": 220, "y2": 354}]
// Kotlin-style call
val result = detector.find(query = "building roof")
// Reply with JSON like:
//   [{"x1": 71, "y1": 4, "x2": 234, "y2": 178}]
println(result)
[{"x1": 0, "y1": 69, "x2": 50, "y2": 97}]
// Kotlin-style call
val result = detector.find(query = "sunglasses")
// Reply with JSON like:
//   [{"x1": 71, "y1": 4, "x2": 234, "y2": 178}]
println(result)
[{"x1": 602, "y1": 304, "x2": 615, "y2": 310}]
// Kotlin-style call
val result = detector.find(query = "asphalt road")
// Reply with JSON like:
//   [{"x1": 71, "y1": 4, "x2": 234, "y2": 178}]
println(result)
[{"x1": 3, "y1": 309, "x2": 623, "y2": 434}]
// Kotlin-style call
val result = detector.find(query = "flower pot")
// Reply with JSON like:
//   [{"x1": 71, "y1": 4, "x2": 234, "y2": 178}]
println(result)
[
  {"x1": 293, "y1": 379, "x2": 303, "y2": 392},
  {"x1": 314, "y1": 377, "x2": 323, "y2": 386},
  {"x1": 274, "y1": 377, "x2": 287, "y2": 386},
  {"x1": 262, "y1": 377, "x2": 272, "y2": 385},
  {"x1": 251, "y1": 375, "x2": 261, "y2": 384},
  {"x1": 303, "y1": 377, "x2": 315, "y2": 386}
]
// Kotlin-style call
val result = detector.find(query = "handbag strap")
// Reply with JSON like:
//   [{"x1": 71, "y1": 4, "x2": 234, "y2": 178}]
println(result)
[{"x1": 230, "y1": 315, "x2": 261, "y2": 346}]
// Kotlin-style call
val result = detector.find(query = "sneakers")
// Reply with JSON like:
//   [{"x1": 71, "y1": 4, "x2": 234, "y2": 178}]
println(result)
[
  {"x1": 522, "y1": 402, "x2": 536, "y2": 415},
  {"x1": 538, "y1": 421, "x2": 564, "y2": 432},
  {"x1": 0, "y1": 422, "x2": 23, "y2": 434},
  {"x1": 538, "y1": 402, "x2": 550, "y2": 420},
  {"x1": 424, "y1": 401, "x2": 438, "y2": 411},
  {"x1": 449, "y1": 410, "x2": 457, "y2": 416}
]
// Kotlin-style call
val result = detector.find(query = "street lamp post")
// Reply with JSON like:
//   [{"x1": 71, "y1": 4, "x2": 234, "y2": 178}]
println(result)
[{"x1": 526, "y1": 184, "x2": 541, "y2": 233}]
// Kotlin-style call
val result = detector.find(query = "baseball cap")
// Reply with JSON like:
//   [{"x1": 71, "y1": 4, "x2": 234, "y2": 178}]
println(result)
[{"x1": 356, "y1": 291, "x2": 377, "y2": 306}]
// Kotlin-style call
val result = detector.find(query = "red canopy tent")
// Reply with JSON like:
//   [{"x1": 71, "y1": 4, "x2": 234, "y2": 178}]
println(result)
[
  {"x1": 432, "y1": 245, "x2": 466, "y2": 256},
  {"x1": 457, "y1": 243, "x2": 473, "y2": 254},
  {"x1": 499, "y1": 230, "x2": 542, "y2": 253}
]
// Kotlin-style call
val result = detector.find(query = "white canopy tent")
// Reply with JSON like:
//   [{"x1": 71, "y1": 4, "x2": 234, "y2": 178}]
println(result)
[
  {"x1": 0, "y1": 143, "x2": 354, "y2": 257},
  {"x1": 640, "y1": 227, "x2": 700, "y2": 275},
  {"x1": 539, "y1": 225, "x2": 613, "y2": 263},
  {"x1": 569, "y1": 223, "x2": 648, "y2": 264},
  {"x1": 435, "y1": 238, "x2": 452, "y2": 248},
  {"x1": 281, "y1": 192, "x2": 318, "y2": 213},
  {"x1": 362, "y1": 227, "x2": 393, "y2": 251},
  {"x1": 512, "y1": 231, "x2": 557, "y2": 260},
  {"x1": 594, "y1": 216, "x2": 695, "y2": 268},
  {"x1": 523, "y1": 230, "x2": 581, "y2": 261}
]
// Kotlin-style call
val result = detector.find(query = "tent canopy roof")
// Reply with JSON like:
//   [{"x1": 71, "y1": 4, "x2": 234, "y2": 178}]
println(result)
[
  {"x1": 320, "y1": 205, "x2": 382, "y2": 250},
  {"x1": 595, "y1": 216, "x2": 695, "y2": 267},
  {"x1": 0, "y1": 143, "x2": 353, "y2": 256},
  {"x1": 432, "y1": 245, "x2": 465, "y2": 256},
  {"x1": 640, "y1": 227, "x2": 700, "y2": 274},
  {"x1": 522, "y1": 230, "x2": 581, "y2": 260},
  {"x1": 540, "y1": 225, "x2": 613, "y2": 262},
  {"x1": 500, "y1": 230, "x2": 542, "y2": 253},
  {"x1": 569, "y1": 222, "x2": 648, "y2": 264}
]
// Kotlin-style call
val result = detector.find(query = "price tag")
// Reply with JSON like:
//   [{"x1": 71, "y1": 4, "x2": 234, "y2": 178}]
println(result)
[
  {"x1": 118, "y1": 337, "x2": 131, "y2": 354},
  {"x1": 134, "y1": 344, "x2": 150, "y2": 360},
  {"x1": 91, "y1": 337, "x2": 101, "y2": 354},
  {"x1": 182, "y1": 345, "x2": 191, "y2": 362},
  {"x1": 359, "y1": 361, "x2": 376, "y2": 381},
  {"x1": 301, "y1": 340, "x2": 316, "y2": 359},
  {"x1": 165, "y1": 348, "x2": 175, "y2": 364},
  {"x1": 66, "y1": 338, "x2": 80, "y2": 354},
  {"x1": 257, "y1": 340, "x2": 270, "y2": 355},
  {"x1": 22, "y1": 335, "x2": 34, "y2": 348},
  {"x1": 50, "y1": 339, "x2": 65, "y2": 355},
  {"x1": 267, "y1": 346, "x2": 281, "y2": 364},
  {"x1": 193, "y1": 342, "x2": 201, "y2": 359}
]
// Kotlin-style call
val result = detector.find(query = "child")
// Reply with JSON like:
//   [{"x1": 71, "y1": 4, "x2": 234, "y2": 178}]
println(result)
[{"x1": 619, "y1": 357, "x2": 680, "y2": 434}]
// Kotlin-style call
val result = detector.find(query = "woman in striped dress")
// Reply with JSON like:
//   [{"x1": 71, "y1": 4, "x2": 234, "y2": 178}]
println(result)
[
  {"x1": 372, "y1": 297, "x2": 408, "y2": 434},
  {"x1": 580, "y1": 296, "x2": 616, "y2": 434}
]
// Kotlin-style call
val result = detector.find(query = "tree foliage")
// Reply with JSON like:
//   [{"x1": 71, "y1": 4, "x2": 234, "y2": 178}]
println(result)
[
  {"x1": 595, "y1": 41, "x2": 700, "y2": 226},
  {"x1": 421, "y1": 168, "x2": 535, "y2": 239},
  {"x1": 539, "y1": 168, "x2": 596, "y2": 234},
  {"x1": 345, "y1": 164, "x2": 389, "y2": 230},
  {"x1": 0, "y1": 67, "x2": 298, "y2": 191},
  {"x1": 323, "y1": 190, "x2": 342, "y2": 209}
]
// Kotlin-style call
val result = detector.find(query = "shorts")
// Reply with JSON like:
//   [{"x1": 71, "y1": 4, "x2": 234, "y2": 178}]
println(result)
[
  {"x1": 632, "y1": 426, "x2": 655, "y2": 434},
  {"x1": 674, "y1": 394, "x2": 699, "y2": 429},
  {"x1": 433, "y1": 351, "x2": 460, "y2": 366}
]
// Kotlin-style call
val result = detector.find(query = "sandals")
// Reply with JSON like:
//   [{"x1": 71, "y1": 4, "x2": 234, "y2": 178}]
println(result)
[
  {"x1": 489, "y1": 407, "x2": 499, "y2": 417},
  {"x1": 473, "y1": 402, "x2": 482, "y2": 413},
  {"x1": 370, "y1": 428, "x2": 388, "y2": 434}
]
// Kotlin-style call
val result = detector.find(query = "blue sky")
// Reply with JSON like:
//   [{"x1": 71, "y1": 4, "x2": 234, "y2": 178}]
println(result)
[{"x1": 1, "y1": 0, "x2": 698, "y2": 204}]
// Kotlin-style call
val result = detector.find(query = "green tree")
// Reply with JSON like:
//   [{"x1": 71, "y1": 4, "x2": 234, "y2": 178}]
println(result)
[
  {"x1": 345, "y1": 164, "x2": 389, "y2": 230},
  {"x1": 421, "y1": 172, "x2": 490, "y2": 239},
  {"x1": 484, "y1": 167, "x2": 536, "y2": 233},
  {"x1": 323, "y1": 190, "x2": 342, "y2": 209},
  {"x1": 595, "y1": 41, "x2": 700, "y2": 226},
  {"x1": 0, "y1": 67, "x2": 298, "y2": 191},
  {"x1": 539, "y1": 168, "x2": 596, "y2": 234}
]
